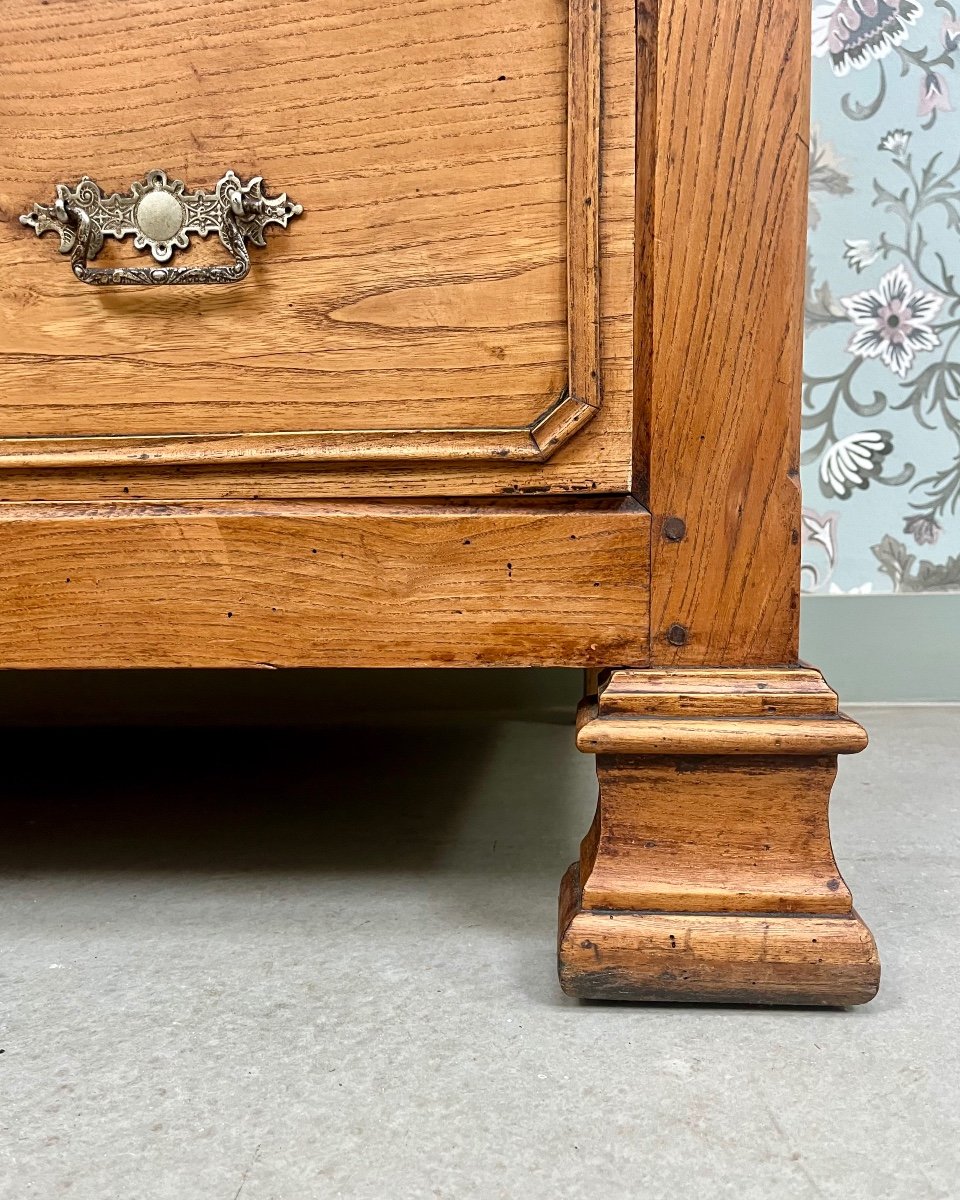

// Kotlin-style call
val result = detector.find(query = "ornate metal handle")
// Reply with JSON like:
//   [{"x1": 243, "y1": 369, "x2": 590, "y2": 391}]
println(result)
[{"x1": 20, "y1": 169, "x2": 302, "y2": 286}]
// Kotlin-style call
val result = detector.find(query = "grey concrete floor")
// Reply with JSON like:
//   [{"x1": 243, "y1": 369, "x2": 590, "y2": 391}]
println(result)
[{"x1": 0, "y1": 706, "x2": 957, "y2": 1199}]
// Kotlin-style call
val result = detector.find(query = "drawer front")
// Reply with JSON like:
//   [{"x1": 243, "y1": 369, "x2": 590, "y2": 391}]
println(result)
[{"x1": 0, "y1": 0, "x2": 635, "y2": 499}]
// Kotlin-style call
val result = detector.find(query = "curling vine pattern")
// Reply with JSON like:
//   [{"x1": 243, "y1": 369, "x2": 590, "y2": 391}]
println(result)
[{"x1": 803, "y1": 0, "x2": 960, "y2": 591}]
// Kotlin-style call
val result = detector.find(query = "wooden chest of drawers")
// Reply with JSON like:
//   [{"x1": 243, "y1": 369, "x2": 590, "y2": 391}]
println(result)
[{"x1": 0, "y1": 0, "x2": 880, "y2": 1005}]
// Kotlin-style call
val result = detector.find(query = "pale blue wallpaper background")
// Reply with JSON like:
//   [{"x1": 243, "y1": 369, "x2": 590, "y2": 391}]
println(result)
[{"x1": 802, "y1": 0, "x2": 960, "y2": 592}]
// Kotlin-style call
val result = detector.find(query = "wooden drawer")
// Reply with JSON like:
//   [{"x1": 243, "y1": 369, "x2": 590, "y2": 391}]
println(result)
[{"x1": 0, "y1": 0, "x2": 635, "y2": 500}]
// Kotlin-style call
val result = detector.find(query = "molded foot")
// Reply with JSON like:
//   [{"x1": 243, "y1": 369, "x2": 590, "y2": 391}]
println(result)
[{"x1": 558, "y1": 667, "x2": 880, "y2": 1006}]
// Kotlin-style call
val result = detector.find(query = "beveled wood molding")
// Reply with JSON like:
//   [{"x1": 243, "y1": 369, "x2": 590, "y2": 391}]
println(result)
[
  {"x1": 575, "y1": 703, "x2": 869, "y2": 757},
  {"x1": 559, "y1": 667, "x2": 881, "y2": 1006},
  {"x1": 0, "y1": 391, "x2": 596, "y2": 471},
  {"x1": 0, "y1": 0, "x2": 603, "y2": 474}
]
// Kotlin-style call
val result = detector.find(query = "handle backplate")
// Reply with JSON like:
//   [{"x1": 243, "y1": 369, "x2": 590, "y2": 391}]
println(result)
[{"x1": 20, "y1": 169, "x2": 303, "y2": 286}]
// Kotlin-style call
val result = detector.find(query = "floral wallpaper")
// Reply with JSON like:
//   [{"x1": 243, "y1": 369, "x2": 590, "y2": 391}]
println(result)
[{"x1": 803, "y1": 0, "x2": 960, "y2": 592}]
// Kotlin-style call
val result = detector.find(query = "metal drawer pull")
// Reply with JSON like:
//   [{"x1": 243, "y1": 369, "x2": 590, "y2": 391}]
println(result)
[{"x1": 19, "y1": 169, "x2": 303, "y2": 286}]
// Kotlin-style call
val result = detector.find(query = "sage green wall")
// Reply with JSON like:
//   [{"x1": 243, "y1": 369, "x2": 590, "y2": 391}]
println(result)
[{"x1": 801, "y1": 594, "x2": 960, "y2": 702}]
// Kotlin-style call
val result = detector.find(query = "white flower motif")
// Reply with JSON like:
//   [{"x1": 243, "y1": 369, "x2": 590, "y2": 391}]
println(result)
[
  {"x1": 878, "y1": 128, "x2": 912, "y2": 156},
  {"x1": 843, "y1": 239, "x2": 880, "y2": 273},
  {"x1": 841, "y1": 265, "x2": 942, "y2": 377},
  {"x1": 812, "y1": 1, "x2": 923, "y2": 77},
  {"x1": 819, "y1": 431, "x2": 893, "y2": 500}
]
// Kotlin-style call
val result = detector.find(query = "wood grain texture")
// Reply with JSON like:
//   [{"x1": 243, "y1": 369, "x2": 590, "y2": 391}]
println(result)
[
  {"x1": 0, "y1": 0, "x2": 634, "y2": 491},
  {"x1": 558, "y1": 667, "x2": 879, "y2": 1005},
  {"x1": 641, "y1": 0, "x2": 810, "y2": 664},
  {"x1": 576, "y1": 714, "x2": 868, "y2": 757},
  {"x1": 0, "y1": 500, "x2": 649, "y2": 668},
  {"x1": 559, "y1": 868, "x2": 881, "y2": 1006},
  {"x1": 594, "y1": 666, "x2": 845, "y2": 716},
  {"x1": 574, "y1": 753, "x2": 857, "y2": 914},
  {"x1": 566, "y1": 0, "x2": 601, "y2": 413}
]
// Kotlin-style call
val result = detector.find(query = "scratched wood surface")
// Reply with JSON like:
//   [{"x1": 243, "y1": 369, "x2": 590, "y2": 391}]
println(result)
[
  {"x1": 559, "y1": 879, "x2": 881, "y2": 1006},
  {"x1": 0, "y1": 500, "x2": 650, "y2": 668},
  {"x1": 0, "y1": 0, "x2": 635, "y2": 493},
  {"x1": 641, "y1": 0, "x2": 809, "y2": 665}
]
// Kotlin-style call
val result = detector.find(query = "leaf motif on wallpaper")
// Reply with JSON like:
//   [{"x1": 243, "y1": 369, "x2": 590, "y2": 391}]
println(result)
[
  {"x1": 872, "y1": 533, "x2": 960, "y2": 589},
  {"x1": 874, "y1": 145, "x2": 960, "y2": 238},
  {"x1": 903, "y1": 513, "x2": 943, "y2": 543},
  {"x1": 809, "y1": 129, "x2": 855, "y2": 229},
  {"x1": 803, "y1": 509, "x2": 840, "y2": 560},
  {"x1": 801, "y1": 508, "x2": 840, "y2": 591},
  {"x1": 907, "y1": 442, "x2": 960, "y2": 527},
  {"x1": 893, "y1": 359, "x2": 960, "y2": 429},
  {"x1": 806, "y1": 253, "x2": 848, "y2": 330},
  {"x1": 945, "y1": 10, "x2": 960, "y2": 51},
  {"x1": 809, "y1": 130, "x2": 856, "y2": 194},
  {"x1": 802, "y1": 357, "x2": 888, "y2": 466},
  {"x1": 872, "y1": 178, "x2": 912, "y2": 223}
]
